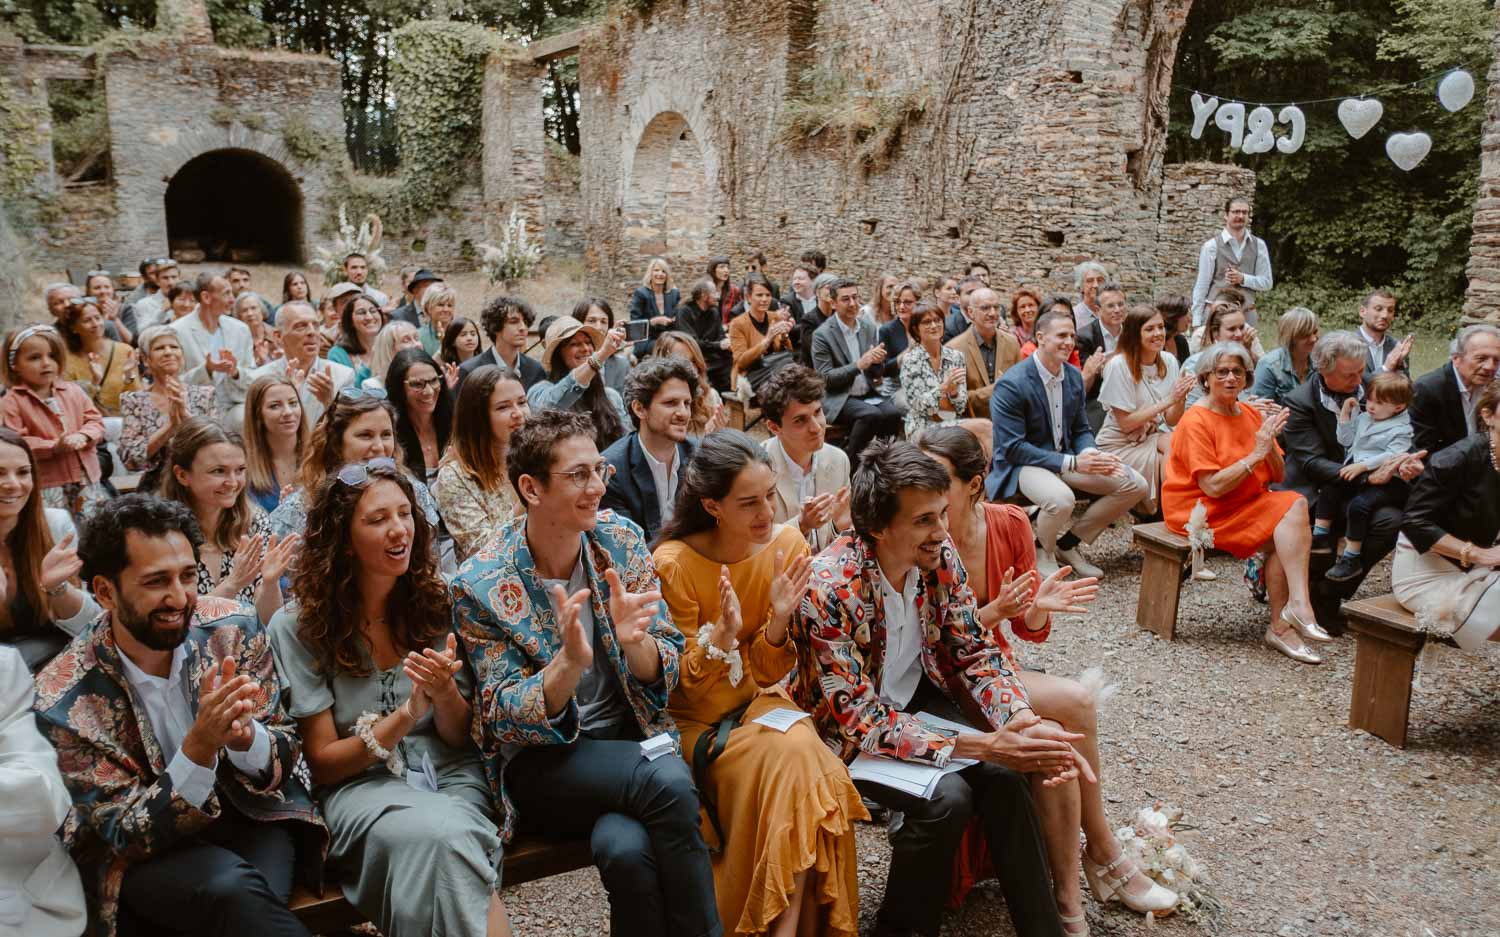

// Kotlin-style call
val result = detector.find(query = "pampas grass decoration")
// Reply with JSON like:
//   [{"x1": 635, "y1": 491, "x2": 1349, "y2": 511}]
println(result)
[{"x1": 1185, "y1": 499, "x2": 1217, "y2": 581}]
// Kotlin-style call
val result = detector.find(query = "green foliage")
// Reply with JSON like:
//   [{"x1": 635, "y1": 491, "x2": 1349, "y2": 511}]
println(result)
[
  {"x1": 45, "y1": 76, "x2": 107, "y2": 180},
  {"x1": 1169, "y1": 0, "x2": 1493, "y2": 327},
  {"x1": 781, "y1": 60, "x2": 931, "y2": 175},
  {"x1": 0, "y1": 75, "x2": 49, "y2": 201}
]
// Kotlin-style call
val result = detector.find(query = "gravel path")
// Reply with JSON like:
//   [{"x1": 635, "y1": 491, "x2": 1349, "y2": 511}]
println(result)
[{"x1": 501, "y1": 521, "x2": 1500, "y2": 937}]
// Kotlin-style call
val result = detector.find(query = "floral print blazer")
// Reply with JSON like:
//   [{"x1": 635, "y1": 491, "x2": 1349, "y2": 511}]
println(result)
[
  {"x1": 31, "y1": 610, "x2": 327, "y2": 937},
  {"x1": 899, "y1": 344, "x2": 969, "y2": 438},
  {"x1": 451, "y1": 510, "x2": 684, "y2": 842},
  {"x1": 784, "y1": 533, "x2": 1033, "y2": 768}
]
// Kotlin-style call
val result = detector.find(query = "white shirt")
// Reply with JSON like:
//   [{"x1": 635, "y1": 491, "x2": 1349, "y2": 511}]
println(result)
[
  {"x1": 1100, "y1": 323, "x2": 1120, "y2": 355},
  {"x1": 1357, "y1": 325, "x2": 1387, "y2": 366},
  {"x1": 118, "y1": 643, "x2": 272, "y2": 809},
  {"x1": 639, "y1": 437, "x2": 679, "y2": 525},
  {"x1": 835, "y1": 317, "x2": 870, "y2": 398},
  {"x1": 1190, "y1": 228, "x2": 1275, "y2": 324},
  {"x1": 1456, "y1": 367, "x2": 1477, "y2": 434},
  {"x1": 784, "y1": 451, "x2": 816, "y2": 506},
  {"x1": 877, "y1": 566, "x2": 924, "y2": 710},
  {"x1": 1033, "y1": 353, "x2": 1067, "y2": 451}
]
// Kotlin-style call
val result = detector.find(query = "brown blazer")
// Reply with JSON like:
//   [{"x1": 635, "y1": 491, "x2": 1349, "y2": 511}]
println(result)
[
  {"x1": 728, "y1": 308, "x2": 793, "y2": 376},
  {"x1": 947, "y1": 325, "x2": 1020, "y2": 418}
]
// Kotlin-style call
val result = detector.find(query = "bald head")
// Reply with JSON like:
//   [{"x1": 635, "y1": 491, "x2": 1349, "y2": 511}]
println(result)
[{"x1": 970, "y1": 288, "x2": 1002, "y2": 339}]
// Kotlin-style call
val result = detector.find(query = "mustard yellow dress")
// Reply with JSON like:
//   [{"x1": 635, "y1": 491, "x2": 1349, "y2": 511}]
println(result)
[
  {"x1": 65, "y1": 341, "x2": 140, "y2": 417},
  {"x1": 654, "y1": 524, "x2": 866, "y2": 937}
]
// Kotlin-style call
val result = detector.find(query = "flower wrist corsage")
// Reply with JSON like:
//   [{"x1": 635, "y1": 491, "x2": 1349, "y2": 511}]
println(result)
[
  {"x1": 355, "y1": 711, "x2": 405, "y2": 776},
  {"x1": 696, "y1": 621, "x2": 744, "y2": 687}
]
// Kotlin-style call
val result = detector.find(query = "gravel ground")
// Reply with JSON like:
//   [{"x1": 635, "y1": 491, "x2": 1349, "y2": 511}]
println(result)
[{"x1": 501, "y1": 521, "x2": 1500, "y2": 937}]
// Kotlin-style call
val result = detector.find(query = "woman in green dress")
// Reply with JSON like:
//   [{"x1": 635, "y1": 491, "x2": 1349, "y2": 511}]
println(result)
[{"x1": 269, "y1": 458, "x2": 512, "y2": 936}]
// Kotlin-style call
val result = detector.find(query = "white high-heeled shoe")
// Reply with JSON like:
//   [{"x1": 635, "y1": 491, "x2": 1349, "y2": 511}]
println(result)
[{"x1": 1083, "y1": 852, "x2": 1178, "y2": 917}]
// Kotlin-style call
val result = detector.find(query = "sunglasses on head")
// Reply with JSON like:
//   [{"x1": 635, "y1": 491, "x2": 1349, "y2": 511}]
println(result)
[
  {"x1": 339, "y1": 385, "x2": 387, "y2": 402},
  {"x1": 335, "y1": 457, "x2": 399, "y2": 487}
]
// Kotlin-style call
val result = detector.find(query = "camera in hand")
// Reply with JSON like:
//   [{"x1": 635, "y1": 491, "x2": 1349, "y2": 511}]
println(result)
[{"x1": 625, "y1": 319, "x2": 651, "y2": 342}]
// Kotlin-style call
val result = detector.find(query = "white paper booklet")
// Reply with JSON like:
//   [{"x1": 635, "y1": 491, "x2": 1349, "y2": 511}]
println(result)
[{"x1": 844, "y1": 711, "x2": 981, "y2": 800}]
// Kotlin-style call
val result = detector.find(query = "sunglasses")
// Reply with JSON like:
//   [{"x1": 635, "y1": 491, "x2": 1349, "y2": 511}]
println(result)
[
  {"x1": 339, "y1": 385, "x2": 387, "y2": 402},
  {"x1": 336, "y1": 457, "x2": 399, "y2": 487}
]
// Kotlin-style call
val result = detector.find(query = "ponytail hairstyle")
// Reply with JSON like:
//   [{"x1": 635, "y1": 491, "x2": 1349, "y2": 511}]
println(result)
[{"x1": 655, "y1": 429, "x2": 769, "y2": 547}]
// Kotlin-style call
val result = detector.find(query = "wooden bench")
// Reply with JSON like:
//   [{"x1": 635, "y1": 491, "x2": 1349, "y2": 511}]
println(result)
[
  {"x1": 1342, "y1": 593, "x2": 1457, "y2": 748},
  {"x1": 1131, "y1": 522, "x2": 1200, "y2": 640},
  {"x1": 289, "y1": 835, "x2": 593, "y2": 932}
]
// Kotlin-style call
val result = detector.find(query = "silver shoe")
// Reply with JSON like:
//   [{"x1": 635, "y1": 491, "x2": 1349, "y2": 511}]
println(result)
[
  {"x1": 1281, "y1": 607, "x2": 1333, "y2": 644},
  {"x1": 1264, "y1": 626, "x2": 1322, "y2": 665}
]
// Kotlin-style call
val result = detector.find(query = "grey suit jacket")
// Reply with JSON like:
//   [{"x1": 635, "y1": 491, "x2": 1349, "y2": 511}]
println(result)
[{"x1": 810, "y1": 315, "x2": 882, "y2": 421}]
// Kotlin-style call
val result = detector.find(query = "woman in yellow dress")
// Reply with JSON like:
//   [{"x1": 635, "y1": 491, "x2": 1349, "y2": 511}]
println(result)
[{"x1": 652, "y1": 429, "x2": 866, "y2": 937}]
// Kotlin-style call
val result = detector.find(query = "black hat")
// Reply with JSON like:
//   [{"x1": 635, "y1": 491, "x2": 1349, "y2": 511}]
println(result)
[{"x1": 408, "y1": 269, "x2": 442, "y2": 290}]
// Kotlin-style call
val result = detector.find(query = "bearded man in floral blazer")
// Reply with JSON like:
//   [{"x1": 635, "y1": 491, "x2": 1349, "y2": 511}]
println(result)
[
  {"x1": 785, "y1": 440, "x2": 1089, "y2": 937},
  {"x1": 32, "y1": 495, "x2": 325, "y2": 937}
]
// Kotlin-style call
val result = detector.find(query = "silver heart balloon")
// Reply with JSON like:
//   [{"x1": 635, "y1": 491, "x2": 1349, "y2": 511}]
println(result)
[
  {"x1": 1438, "y1": 70, "x2": 1475, "y2": 112},
  {"x1": 1385, "y1": 132, "x2": 1432, "y2": 171},
  {"x1": 1337, "y1": 98, "x2": 1383, "y2": 139}
]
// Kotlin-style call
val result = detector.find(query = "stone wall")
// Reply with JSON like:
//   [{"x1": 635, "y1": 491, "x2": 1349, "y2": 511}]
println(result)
[
  {"x1": 544, "y1": 142, "x2": 585, "y2": 259},
  {"x1": 1463, "y1": 2, "x2": 1500, "y2": 325},
  {"x1": 579, "y1": 0, "x2": 1229, "y2": 304}
]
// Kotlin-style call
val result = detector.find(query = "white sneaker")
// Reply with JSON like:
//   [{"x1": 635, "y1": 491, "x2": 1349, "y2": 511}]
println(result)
[
  {"x1": 1056, "y1": 546, "x2": 1103, "y2": 580},
  {"x1": 1035, "y1": 549, "x2": 1060, "y2": 577}
]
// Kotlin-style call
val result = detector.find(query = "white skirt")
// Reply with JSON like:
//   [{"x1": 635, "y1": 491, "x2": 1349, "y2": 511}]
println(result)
[{"x1": 1391, "y1": 536, "x2": 1500, "y2": 650}]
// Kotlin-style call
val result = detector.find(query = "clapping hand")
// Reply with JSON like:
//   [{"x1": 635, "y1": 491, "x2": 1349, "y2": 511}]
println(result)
[
  {"x1": 225, "y1": 534, "x2": 266, "y2": 592},
  {"x1": 766, "y1": 549, "x2": 813, "y2": 642},
  {"x1": 798, "y1": 491, "x2": 837, "y2": 534},
  {"x1": 184, "y1": 657, "x2": 260, "y2": 762},
  {"x1": 857, "y1": 342, "x2": 888, "y2": 370},
  {"x1": 1032, "y1": 566, "x2": 1098, "y2": 614},
  {"x1": 940, "y1": 366, "x2": 966, "y2": 397},
  {"x1": 604, "y1": 567, "x2": 660, "y2": 648},
  {"x1": 704, "y1": 401, "x2": 727, "y2": 435},
  {"x1": 87, "y1": 352, "x2": 106, "y2": 385},
  {"x1": 1338, "y1": 462, "x2": 1367, "y2": 481},
  {"x1": 403, "y1": 633, "x2": 464, "y2": 719},
  {"x1": 553, "y1": 584, "x2": 594, "y2": 670},
  {"x1": 1253, "y1": 406, "x2": 1288, "y2": 453},
  {"x1": 1170, "y1": 371, "x2": 1195, "y2": 403},
  {"x1": 260, "y1": 533, "x2": 300, "y2": 582},
  {"x1": 1082, "y1": 348, "x2": 1106, "y2": 382},
  {"x1": 1075, "y1": 449, "x2": 1124, "y2": 477},
  {"x1": 443, "y1": 361, "x2": 460, "y2": 389},
  {"x1": 712, "y1": 565, "x2": 743, "y2": 652},
  {"x1": 207, "y1": 349, "x2": 238, "y2": 376},
  {"x1": 981, "y1": 567, "x2": 1037, "y2": 623},
  {"x1": 39, "y1": 532, "x2": 81, "y2": 596},
  {"x1": 1384, "y1": 334, "x2": 1414, "y2": 372}
]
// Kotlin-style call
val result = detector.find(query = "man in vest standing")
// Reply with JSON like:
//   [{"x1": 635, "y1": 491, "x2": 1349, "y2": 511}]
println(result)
[{"x1": 1190, "y1": 196, "x2": 1273, "y2": 327}]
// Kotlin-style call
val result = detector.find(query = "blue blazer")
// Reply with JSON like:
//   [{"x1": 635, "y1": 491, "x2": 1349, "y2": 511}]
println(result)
[
  {"x1": 627, "y1": 286, "x2": 681, "y2": 358},
  {"x1": 601, "y1": 431, "x2": 699, "y2": 543},
  {"x1": 985, "y1": 357, "x2": 1095, "y2": 500}
]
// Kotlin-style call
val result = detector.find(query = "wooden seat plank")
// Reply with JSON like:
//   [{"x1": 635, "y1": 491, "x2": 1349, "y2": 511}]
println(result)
[{"x1": 1343, "y1": 593, "x2": 1457, "y2": 748}]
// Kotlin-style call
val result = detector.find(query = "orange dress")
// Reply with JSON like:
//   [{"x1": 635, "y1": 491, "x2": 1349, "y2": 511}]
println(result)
[
  {"x1": 654, "y1": 524, "x2": 866, "y2": 937},
  {"x1": 1161, "y1": 403, "x2": 1302, "y2": 558}
]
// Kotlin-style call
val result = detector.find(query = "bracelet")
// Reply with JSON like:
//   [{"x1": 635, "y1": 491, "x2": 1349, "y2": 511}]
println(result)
[
  {"x1": 44, "y1": 580, "x2": 71, "y2": 598},
  {"x1": 696, "y1": 621, "x2": 744, "y2": 687},
  {"x1": 354, "y1": 711, "x2": 406, "y2": 776},
  {"x1": 1461, "y1": 542, "x2": 1475, "y2": 567},
  {"x1": 586, "y1": 354, "x2": 602, "y2": 373}
]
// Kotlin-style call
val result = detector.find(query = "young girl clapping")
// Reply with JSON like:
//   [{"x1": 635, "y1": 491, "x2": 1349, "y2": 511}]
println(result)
[{"x1": 0, "y1": 324, "x2": 109, "y2": 516}]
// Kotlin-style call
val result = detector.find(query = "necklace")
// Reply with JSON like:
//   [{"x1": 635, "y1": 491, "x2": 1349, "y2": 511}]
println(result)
[{"x1": 1489, "y1": 433, "x2": 1500, "y2": 474}]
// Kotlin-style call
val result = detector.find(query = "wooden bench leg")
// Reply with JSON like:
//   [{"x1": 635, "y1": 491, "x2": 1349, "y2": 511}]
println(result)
[
  {"x1": 1135, "y1": 547, "x2": 1183, "y2": 641},
  {"x1": 1347, "y1": 622, "x2": 1424, "y2": 748}
]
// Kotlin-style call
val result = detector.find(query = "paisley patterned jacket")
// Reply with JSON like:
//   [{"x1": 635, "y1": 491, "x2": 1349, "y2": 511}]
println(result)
[
  {"x1": 451, "y1": 510, "x2": 684, "y2": 842},
  {"x1": 31, "y1": 608, "x2": 327, "y2": 937},
  {"x1": 784, "y1": 532, "x2": 1033, "y2": 767}
]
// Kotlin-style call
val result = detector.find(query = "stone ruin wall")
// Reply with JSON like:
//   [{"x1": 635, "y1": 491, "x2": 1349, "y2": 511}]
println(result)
[
  {"x1": 1462, "y1": 1, "x2": 1500, "y2": 325},
  {"x1": 578, "y1": 0, "x2": 1236, "y2": 305}
]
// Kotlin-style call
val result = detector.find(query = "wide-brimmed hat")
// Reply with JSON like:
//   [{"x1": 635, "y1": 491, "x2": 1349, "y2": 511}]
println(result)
[
  {"x1": 408, "y1": 268, "x2": 442, "y2": 290},
  {"x1": 542, "y1": 317, "x2": 606, "y2": 372}
]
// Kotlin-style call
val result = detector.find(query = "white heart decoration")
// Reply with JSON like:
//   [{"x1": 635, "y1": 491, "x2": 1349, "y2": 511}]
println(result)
[
  {"x1": 1385, "y1": 132, "x2": 1432, "y2": 171},
  {"x1": 1337, "y1": 98, "x2": 1383, "y2": 139},
  {"x1": 1438, "y1": 70, "x2": 1475, "y2": 112}
]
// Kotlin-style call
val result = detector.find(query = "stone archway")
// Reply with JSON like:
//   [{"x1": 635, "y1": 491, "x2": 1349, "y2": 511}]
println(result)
[
  {"x1": 622, "y1": 112, "x2": 710, "y2": 275},
  {"x1": 164, "y1": 148, "x2": 304, "y2": 263}
]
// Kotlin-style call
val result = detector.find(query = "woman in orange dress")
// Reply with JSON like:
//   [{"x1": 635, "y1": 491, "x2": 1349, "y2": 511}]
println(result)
[
  {"x1": 918, "y1": 425, "x2": 1176, "y2": 933},
  {"x1": 1161, "y1": 341, "x2": 1332, "y2": 664},
  {"x1": 652, "y1": 430, "x2": 866, "y2": 937}
]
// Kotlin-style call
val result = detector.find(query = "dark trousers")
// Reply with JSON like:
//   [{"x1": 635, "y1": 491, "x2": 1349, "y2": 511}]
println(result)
[
  {"x1": 1309, "y1": 502, "x2": 1404, "y2": 632},
  {"x1": 119, "y1": 808, "x2": 308, "y2": 937},
  {"x1": 854, "y1": 680, "x2": 1062, "y2": 937},
  {"x1": 835, "y1": 395, "x2": 905, "y2": 467},
  {"x1": 508, "y1": 727, "x2": 721, "y2": 937}
]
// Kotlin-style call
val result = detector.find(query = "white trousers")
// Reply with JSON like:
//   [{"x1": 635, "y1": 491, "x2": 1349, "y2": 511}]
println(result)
[{"x1": 1017, "y1": 464, "x2": 1149, "y2": 553}]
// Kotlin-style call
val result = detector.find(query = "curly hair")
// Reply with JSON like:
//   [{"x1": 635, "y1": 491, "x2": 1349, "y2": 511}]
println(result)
[
  {"x1": 300, "y1": 393, "x2": 402, "y2": 492},
  {"x1": 291, "y1": 462, "x2": 449, "y2": 677},
  {"x1": 480, "y1": 296, "x2": 535, "y2": 341}
]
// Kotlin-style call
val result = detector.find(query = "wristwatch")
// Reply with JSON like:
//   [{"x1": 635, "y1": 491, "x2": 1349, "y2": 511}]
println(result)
[{"x1": 586, "y1": 354, "x2": 603, "y2": 373}]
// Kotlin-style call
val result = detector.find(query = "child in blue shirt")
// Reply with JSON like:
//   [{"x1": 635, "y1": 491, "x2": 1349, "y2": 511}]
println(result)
[{"x1": 1321, "y1": 371, "x2": 1414, "y2": 581}]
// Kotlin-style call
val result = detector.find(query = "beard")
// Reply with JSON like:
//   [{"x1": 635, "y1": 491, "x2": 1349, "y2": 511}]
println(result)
[{"x1": 115, "y1": 592, "x2": 196, "y2": 651}]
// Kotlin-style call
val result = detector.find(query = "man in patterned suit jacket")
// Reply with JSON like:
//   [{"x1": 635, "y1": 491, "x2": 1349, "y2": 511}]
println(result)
[
  {"x1": 32, "y1": 495, "x2": 325, "y2": 937},
  {"x1": 786, "y1": 440, "x2": 1088, "y2": 937},
  {"x1": 450, "y1": 409, "x2": 720, "y2": 937}
]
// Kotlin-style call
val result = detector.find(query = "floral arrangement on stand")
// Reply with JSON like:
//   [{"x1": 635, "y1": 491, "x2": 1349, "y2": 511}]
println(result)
[
  {"x1": 310, "y1": 205, "x2": 388, "y2": 289},
  {"x1": 479, "y1": 206, "x2": 543, "y2": 289},
  {"x1": 1115, "y1": 802, "x2": 1225, "y2": 931}
]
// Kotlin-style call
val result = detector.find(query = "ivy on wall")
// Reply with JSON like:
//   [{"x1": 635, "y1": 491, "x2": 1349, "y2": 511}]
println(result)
[{"x1": 0, "y1": 73, "x2": 50, "y2": 203}]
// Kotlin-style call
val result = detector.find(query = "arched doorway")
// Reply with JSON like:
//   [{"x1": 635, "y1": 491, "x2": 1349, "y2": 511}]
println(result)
[
  {"x1": 623, "y1": 112, "x2": 709, "y2": 273},
  {"x1": 165, "y1": 148, "x2": 304, "y2": 263}
]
